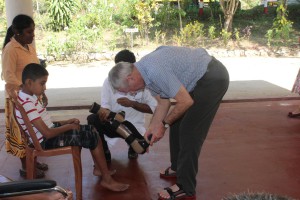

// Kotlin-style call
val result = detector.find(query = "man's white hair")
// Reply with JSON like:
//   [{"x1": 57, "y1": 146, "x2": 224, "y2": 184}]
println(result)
[{"x1": 108, "y1": 62, "x2": 133, "y2": 90}]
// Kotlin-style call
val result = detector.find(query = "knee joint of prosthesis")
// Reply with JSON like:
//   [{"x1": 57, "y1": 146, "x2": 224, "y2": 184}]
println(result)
[{"x1": 89, "y1": 102, "x2": 152, "y2": 154}]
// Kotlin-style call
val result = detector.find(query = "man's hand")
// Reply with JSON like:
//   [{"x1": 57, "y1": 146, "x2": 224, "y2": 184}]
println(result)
[
  {"x1": 117, "y1": 97, "x2": 135, "y2": 108},
  {"x1": 145, "y1": 122, "x2": 166, "y2": 146}
]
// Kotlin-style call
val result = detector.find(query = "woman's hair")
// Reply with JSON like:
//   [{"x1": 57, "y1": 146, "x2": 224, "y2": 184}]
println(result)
[
  {"x1": 114, "y1": 49, "x2": 136, "y2": 64},
  {"x1": 2, "y1": 26, "x2": 13, "y2": 49},
  {"x1": 108, "y1": 62, "x2": 133, "y2": 90},
  {"x1": 2, "y1": 14, "x2": 35, "y2": 49},
  {"x1": 22, "y1": 63, "x2": 49, "y2": 84}
]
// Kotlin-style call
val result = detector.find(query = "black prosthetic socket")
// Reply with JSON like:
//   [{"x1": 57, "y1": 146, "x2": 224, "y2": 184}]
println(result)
[{"x1": 89, "y1": 102, "x2": 101, "y2": 114}]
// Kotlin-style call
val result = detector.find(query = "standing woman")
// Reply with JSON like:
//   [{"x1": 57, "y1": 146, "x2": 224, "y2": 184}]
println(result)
[{"x1": 2, "y1": 14, "x2": 48, "y2": 178}]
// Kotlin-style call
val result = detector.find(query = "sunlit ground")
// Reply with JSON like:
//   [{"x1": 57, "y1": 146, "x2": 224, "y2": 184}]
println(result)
[{"x1": 0, "y1": 57, "x2": 299, "y2": 91}]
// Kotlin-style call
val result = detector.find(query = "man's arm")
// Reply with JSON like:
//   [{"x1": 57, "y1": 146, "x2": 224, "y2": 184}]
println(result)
[
  {"x1": 146, "y1": 85, "x2": 193, "y2": 145},
  {"x1": 145, "y1": 96, "x2": 170, "y2": 145},
  {"x1": 162, "y1": 85, "x2": 194, "y2": 125}
]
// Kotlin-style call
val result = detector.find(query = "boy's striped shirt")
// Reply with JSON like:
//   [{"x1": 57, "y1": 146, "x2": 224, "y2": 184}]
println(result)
[{"x1": 15, "y1": 91, "x2": 53, "y2": 143}]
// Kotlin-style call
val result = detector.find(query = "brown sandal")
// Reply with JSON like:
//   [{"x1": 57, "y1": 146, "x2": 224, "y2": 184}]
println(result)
[
  {"x1": 160, "y1": 167, "x2": 177, "y2": 179},
  {"x1": 158, "y1": 184, "x2": 196, "y2": 200}
]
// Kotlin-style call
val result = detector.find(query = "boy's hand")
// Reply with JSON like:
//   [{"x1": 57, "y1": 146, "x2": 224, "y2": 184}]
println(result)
[
  {"x1": 69, "y1": 123, "x2": 80, "y2": 131},
  {"x1": 67, "y1": 118, "x2": 80, "y2": 124},
  {"x1": 98, "y1": 108, "x2": 110, "y2": 122},
  {"x1": 41, "y1": 92, "x2": 48, "y2": 107}
]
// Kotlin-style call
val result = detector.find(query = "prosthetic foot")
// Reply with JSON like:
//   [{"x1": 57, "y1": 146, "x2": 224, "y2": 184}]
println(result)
[{"x1": 110, "y1": 120, "x2": 152, "y2": 154}]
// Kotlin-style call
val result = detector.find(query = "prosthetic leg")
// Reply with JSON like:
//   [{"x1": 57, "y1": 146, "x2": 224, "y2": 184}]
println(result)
[{"x1": 89, "y1": 102, "x2": 151, "y2": 154}]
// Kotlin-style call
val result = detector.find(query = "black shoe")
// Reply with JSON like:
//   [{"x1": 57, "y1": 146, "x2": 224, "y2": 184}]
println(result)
[
  {"x1": 104, "y1": 150, "x2": 111, "y2": 163},
  {"x1": 128, "y1": 147, "x2": 138, "y2": 159}
]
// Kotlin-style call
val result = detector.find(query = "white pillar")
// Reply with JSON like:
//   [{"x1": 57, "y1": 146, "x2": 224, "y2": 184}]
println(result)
[{"x1": 5, "y1": 0, "x2": 33, "y2": 27}]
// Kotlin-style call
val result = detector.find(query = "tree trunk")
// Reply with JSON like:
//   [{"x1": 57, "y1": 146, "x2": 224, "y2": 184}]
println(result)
[
  {"x1": 177, "y1": 0, "x2": 183, "y2": 31},
  {"x1": 220, "y1": 0, "x2": 240, "y2": 32},
  {"x1": 224, "y1": 14, "x2": 233, "y2": 32}
]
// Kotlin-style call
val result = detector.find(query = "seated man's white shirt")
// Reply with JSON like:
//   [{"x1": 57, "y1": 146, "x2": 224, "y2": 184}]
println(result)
[
  {"x1": 16, "y1": 91, "x2": 53, "y2": 143},
  {"x1": 101, "y1": 78, "x2": 157, "y2": 146}
]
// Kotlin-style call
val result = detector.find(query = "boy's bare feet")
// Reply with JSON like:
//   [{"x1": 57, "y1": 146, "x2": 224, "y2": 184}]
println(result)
[
  {"x1": 100, "y1": 175, "x2": 129, "y2": 192},
  {"x1": 93, "y1": 167, "x2": 116, "y2": 176}
]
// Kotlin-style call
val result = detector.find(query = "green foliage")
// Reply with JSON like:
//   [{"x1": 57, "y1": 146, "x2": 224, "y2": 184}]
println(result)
[
  {"x1": 265, "y1": 0, "x2": 293, "y2": 46},
  {"x1": 33, "y1": 0, "x2": 49, "y2": 15},
  {"x1": 180, "y1": 21, "x2": 205, "y2": 45},
  {"x1": 112, "y1": 0, "x2": 138, "y2": 28},
  {"x1": 234, "y1": 28, "x2": 240, "y2": 41},
  {"x1": 154, "y1": 0, "x2": 184, "y2": 31},
  {"x1": 265, "y1": 29, "x2": 273, "y2": 47},
  {"x1": 46, "y1": 36, "x2": 65, "y2": 59},
  {"x1": 223, "y1": 191, "x2": 294, "y2": 200},
  {"x1": 78, "y1": 0, "x2": 116, "y2": 29},
  {"x1": 240, "y1": 0, "x2": 260, "y2": 9},
  {"x1": 185, "y1": 3, "x2": 199, "y2": 22},
  {"x1": 0, "y1": 0, "x2": 5, "y2": 36},
  {"x1": 208, "y1": 0, "x2": 221, "y2": 20},
  {"x1": 1, "y1": 0, "x2": 297, "y2": 61},
  {"x1": 172, "y1": 31, "x2": 182, "y2": 46},
  {"x1": 220, "y1": 29, "x2": 232, "y2": 46},
  {"x1": 0, "y1": 0, "x2": 5, "y2": 15},
  {"x1": 48, "y1": 0, "x2": 78, "y2": 31},
  {"x1": 286, "y1": 4, "x2": 300, "y2": 22},
  {"x1": 208, "y1": 25, "x2": 216, "y2": 39},
  {"x1": 134, "y1": 0, "x2": 155, "y2": 41}
]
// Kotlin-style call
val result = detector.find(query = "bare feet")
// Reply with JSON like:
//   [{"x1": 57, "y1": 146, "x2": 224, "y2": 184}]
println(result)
[
  {"x1": 100, "y1": 175, "x2": 129, "y2": 192},
  {"x1": 93, "y1": 167, "x2": 116, "y2": 176}
]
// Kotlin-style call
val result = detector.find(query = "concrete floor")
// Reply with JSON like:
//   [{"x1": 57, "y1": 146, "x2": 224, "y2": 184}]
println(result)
[{"x1": 0, "y1": 100, "x2": 299, "y2": 200}]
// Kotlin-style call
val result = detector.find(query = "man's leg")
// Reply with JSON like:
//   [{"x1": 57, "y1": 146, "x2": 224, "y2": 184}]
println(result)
[
  {"x1": 169, "y1": 118, "x2": 181, "y2": 171},
  {"x1": 176, "y1": 58, "x2": 229, "y2": 195}
]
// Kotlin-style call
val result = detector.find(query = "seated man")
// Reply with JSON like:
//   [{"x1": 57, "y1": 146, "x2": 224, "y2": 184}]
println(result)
[
  {"x1": 16, "y1": 63, "x2": 129, "y2": 192},
  {"x1": 87, "y1": 49, "x2": 157, "y2": 161}
]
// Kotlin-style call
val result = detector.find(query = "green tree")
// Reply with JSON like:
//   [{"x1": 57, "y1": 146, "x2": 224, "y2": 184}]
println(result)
[
  {"x1": 48, "y1": 0, "x2": 78, "y2": 31},
  {"x1": 134, "y1": 0, "x2": 155, "y2": 43},
  {"x1": 266, "y1": 0, "x2": 293, "y2": 45}
]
